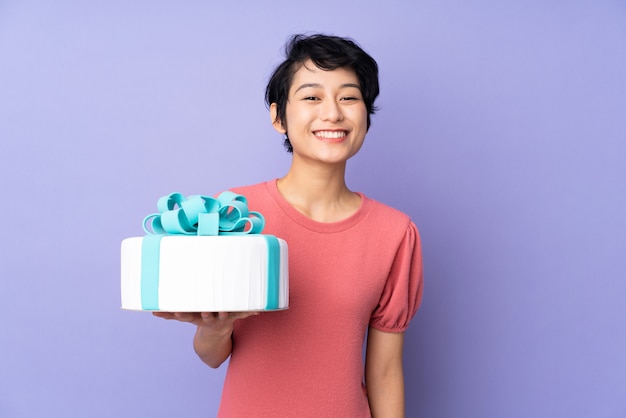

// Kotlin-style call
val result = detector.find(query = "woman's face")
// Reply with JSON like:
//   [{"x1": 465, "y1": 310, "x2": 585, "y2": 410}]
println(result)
[{"x1": 271, "y1": 60, "x2": 368, "y2": 166}]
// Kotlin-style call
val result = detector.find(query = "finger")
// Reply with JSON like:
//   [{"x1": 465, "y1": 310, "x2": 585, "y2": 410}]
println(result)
[
  {"x1": 200, "y1": 312, "x2": 221, "y2": 321},
  {"x1": 173, "y1": 312, "x2": 197, "y2": 322},
  {"x1": 153, "y1": 312, "x2": 175, "y2": 319},
  {"x1": 234, "y1": 311, "x2": 260, "y2": 320},
  {"x1": 199, "y1": 312, "x2": 223, "y2": 325}
]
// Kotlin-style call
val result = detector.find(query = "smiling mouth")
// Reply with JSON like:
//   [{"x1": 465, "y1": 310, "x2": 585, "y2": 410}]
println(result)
[{"x1": 314, "y1": 130, "x2": 347, "y2": 140}]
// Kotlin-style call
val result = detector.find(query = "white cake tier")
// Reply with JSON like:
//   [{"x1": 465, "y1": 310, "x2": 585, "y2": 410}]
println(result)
[{"x1": 121, "y1": 235, "x2": 288, "y2": 311}]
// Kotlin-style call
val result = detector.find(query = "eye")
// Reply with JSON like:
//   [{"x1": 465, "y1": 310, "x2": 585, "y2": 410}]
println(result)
[{"x1": 303, "y1": 96, "x2": 319, "y2": 101}]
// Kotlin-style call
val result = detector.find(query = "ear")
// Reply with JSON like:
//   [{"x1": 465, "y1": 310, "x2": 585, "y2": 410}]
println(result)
[{"x1": 269, "y1": 103, "x2": 287, "y2": 134}]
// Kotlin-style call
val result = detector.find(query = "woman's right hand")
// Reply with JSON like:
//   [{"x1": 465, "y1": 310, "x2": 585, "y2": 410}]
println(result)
[
  {"x1": 152, "y1": 311, "x2": 258, "y2": 333},
  {"x1": 152, "y1": 311, "x2": 259, "y2": 368}
]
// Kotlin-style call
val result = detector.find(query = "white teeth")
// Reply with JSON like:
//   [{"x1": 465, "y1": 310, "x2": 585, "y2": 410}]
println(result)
[{"x1": 315, "y1": 131, "x2": 346, "y2": 139}]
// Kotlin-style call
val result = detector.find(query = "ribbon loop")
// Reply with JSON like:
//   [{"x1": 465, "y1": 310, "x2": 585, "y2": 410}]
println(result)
[{"x1": 143, "y1": 191, "x2": 265, "y2": 236}]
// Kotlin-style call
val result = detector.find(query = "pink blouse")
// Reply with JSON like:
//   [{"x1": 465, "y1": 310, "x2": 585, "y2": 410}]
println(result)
[{"x1": 217, "y1": 180, "x2": 423, "y2": 417}]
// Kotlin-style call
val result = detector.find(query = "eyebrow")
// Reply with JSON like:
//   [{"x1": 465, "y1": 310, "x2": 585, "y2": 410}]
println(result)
[{"x1": 294, "y1": 83, "x2": 361, "y2": 93}]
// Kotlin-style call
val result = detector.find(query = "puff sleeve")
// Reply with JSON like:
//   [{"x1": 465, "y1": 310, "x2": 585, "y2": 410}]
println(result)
[{"x1": 369, "y1": 221, "x2": 424, "y2": 333}]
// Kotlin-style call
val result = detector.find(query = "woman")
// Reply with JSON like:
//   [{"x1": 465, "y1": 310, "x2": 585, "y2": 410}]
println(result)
[{"x1": 155, "y1": 33, "x2": 423, "y2": 417}]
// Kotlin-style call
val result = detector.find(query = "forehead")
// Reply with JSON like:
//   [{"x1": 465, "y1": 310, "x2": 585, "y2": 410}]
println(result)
[{"x1": 289, "y1": 60, "x2": 360, "y2": 93}]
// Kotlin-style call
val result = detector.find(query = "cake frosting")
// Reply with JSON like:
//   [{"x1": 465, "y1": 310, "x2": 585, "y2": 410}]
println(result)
[{"x1": 120, "y1": 191, "x2": 289, "y2": 312}]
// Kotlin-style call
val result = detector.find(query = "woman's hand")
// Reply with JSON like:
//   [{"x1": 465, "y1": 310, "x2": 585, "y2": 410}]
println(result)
[
  {"x1": 152, "y1": 311, "x2": 258, "y2": 331},
  {"x1": 153, "y1": 311, "x2": 259, "y2": 368}
]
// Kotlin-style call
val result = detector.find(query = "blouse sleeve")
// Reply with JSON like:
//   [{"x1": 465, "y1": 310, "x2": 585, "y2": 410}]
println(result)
[{"x1": 369, "y1": 221, "x2": 424, "y2": 333}]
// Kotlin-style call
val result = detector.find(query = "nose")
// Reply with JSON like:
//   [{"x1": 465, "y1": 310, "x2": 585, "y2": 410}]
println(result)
[{"x1": 319, "y1": 99, "x2": 343, "y2": 122}]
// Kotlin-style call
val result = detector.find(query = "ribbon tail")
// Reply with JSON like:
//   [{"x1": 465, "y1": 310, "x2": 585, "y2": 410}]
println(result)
[
  {"x1": 141, "y1": 235, "x2": 163, "y2": 310},
  {"x1": 263, "y1": 235, "x2": 280, "y2": 310}
]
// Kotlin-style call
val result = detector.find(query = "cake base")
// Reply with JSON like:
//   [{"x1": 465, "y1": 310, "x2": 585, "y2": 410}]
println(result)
[{"x1": 121, "y1": 235, "x2": 288, "y2": 312}]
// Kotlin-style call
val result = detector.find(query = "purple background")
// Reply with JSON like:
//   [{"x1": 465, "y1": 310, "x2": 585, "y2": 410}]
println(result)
[{"x1": 1, "y1": 1, "x2": 625, "y2": 417}]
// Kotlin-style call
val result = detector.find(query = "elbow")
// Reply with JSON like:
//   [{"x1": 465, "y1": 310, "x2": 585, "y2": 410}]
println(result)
[
  {"x1": 193, "y1": 344, "x2": 231, "y2": 369},
  {"x1": 193, "y1": 340, "x2": 232, "y2": 369},
  {"x1": 203, "y1": 356, "x2": 227, "y2": 369}
]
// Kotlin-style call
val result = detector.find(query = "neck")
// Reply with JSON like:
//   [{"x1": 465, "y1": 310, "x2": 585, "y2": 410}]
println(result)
[{"x1": 277, "y1": 156, "x2": 360, "y2": 222}]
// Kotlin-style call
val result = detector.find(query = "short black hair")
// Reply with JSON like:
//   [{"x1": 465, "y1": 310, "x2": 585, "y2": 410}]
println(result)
[{"x1": 265, "y1": 34, "x2": 380, "y2": 152}]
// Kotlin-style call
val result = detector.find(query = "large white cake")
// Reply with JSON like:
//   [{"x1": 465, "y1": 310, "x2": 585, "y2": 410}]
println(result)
[
  {"x1": 121, "y1": 235, "x2": 288, "y2": 311},
  {"x1": 120, "y1": 191, "x2": 289, "y2": 312}
]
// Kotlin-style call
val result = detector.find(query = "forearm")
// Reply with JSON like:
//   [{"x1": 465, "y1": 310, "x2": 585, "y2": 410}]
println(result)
[
  {"x1": 193, "y1": 325, "x2": 233, "y2": 368},
  {"x1": 365, "y1": 328, "x2": 406, "y2": 417},
  {"x1": 154, "y1": 311, "x2": 255, "y2": 368},
  {"x1": 366, "y1": 364, "x2": 405, "y2": 417}
]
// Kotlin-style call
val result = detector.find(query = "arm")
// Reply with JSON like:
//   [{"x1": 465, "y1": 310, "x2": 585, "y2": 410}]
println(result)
[
  {"x1": 365, "y1": 327, "x2": 406, "y2": 418},
  {"x1": 153, "y1": 311, "x2": 257, "y2": 368}
]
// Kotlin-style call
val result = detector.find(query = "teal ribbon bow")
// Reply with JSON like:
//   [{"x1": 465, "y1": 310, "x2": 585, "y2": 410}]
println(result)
[
  {"x1": 138, "y1": 191, "x2": 281, "y2": 311},
  {"x1": 143, "y1": 191, "x2": 265, "y2": 236}
]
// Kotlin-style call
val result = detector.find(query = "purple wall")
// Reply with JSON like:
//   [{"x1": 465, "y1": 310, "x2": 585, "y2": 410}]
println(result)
[{"x1": 1, "y1": 1, "x2": 625, "y2": 417}]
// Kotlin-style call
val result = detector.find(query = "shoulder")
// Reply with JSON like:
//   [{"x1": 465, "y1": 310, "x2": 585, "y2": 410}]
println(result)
[
  {"x1": 227, "y1": 181, "x2": 275, "y2": 203},
  {"x1": 229, "y1": 181, "x2": 269, "y2": 195},
  {"x1": 361, "y1": 194, "x2": 414, "y2": 231},
  {"x1": 227, "y1": 181, "x2": 280, "y2": 215}
]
